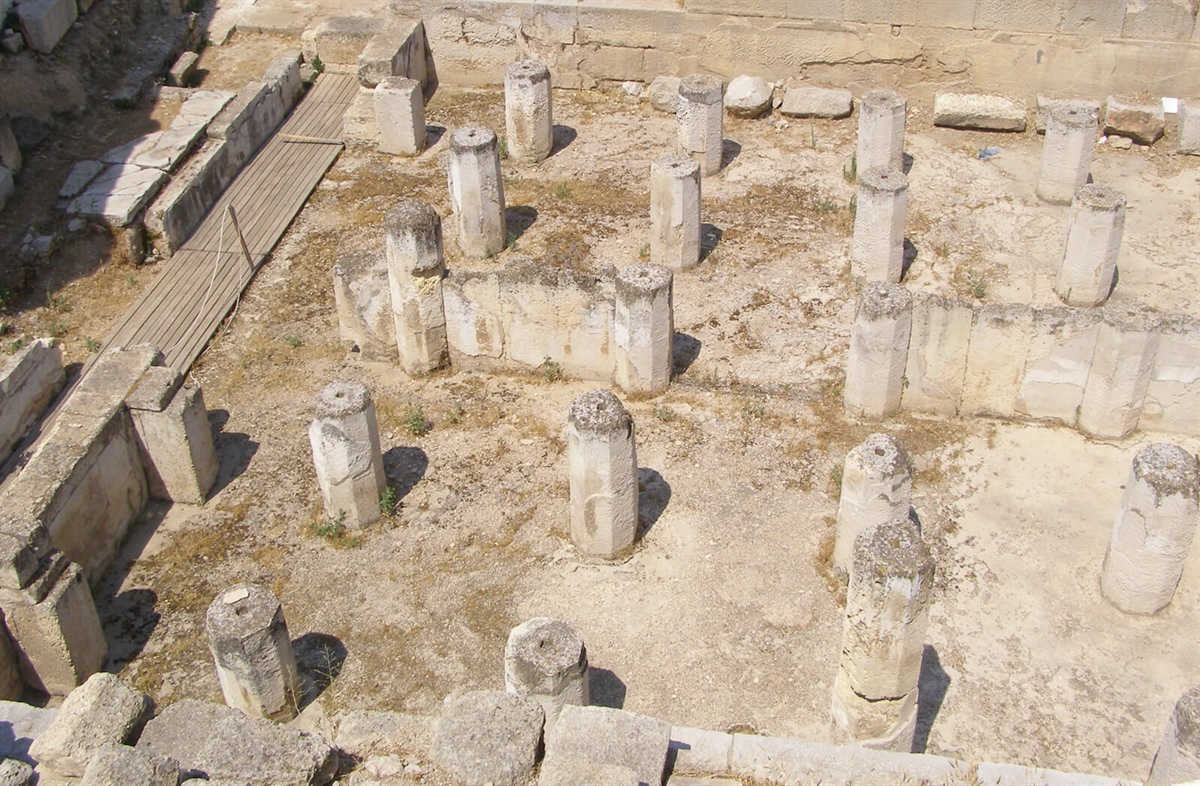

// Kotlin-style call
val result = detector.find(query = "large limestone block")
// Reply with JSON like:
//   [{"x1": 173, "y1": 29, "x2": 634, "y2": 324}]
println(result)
[
  {"x1": 442, "y1": 270, "x2": 505, "y2": 361},
  {"x1": 900, "y1": 295, "x2": 971, "y2": 416},
  {"x1": 780, "y1": 86, "x2": 852, "y2": 119},
  {"x1": 357, "y1": 18, "x2": 430, "y2": 91},
  {"x1": 80, "y1": 743, "x2": 180, "y2": 786},
  {"x1": 0, "y1": 699, "x2": 58, "y2": 760},
  {"x1": 136, "y1": 699, "x2": 238, "y2": 766},
  {"x1": 333, "y1": 709, "x2": 433, "y2": 759},
  {"x1": 431, "y1": 691, "x2": 544, "y2": 786},
  {"x1": 540, "y1": 756, "x2": 640, "y2": 786},
  {"x1": 1078, "y1": 309, "x2": 1161, "y2": 439},
  {"x1": 1140, "y1": 315, "x2": 1200, "y2": 435},
  {"x1": 960, "y1": 304, "x2": 1034, "y2": 418},
  {"x1": 0, "y1": 338, "x2": 65, "y2": 462},
  {"x1": 1015, "y1": 308, "x2": 1101, "y2": 425},
  {"x1": 100, "y1": 124, "x2": 207, "y2": 173},
  {"x1": 544, "y1": 705, "x2": 671, "y2": 786},
  {"x1": 1104, "y1": 95, "x2": 1166, "y2": 145},
  {"x1": 16, "y1": 0, "x2": 78, "y2": 54},
  {"x1": 301, "y1": 16, "x2": 383, "y2": 68},
  {"x1": 724, "y1": 75, "x2": 772, "y2": 118},
  {"x1": 1123, "y1": 0, "x2": 1198, "y2": 40},
  {"x1": 29, "y1": 673, "x2": 153, "y2": 777},
  {"x1": 332, "y1": 252, "x2": 395, "y2": 362},
  {"x1": 67, "y1": 165, "x2": 168, "y2": 227},
  {"x1": 1178, "y1": 98, "x2": 1200, "y2": 155},
  {"x1": 127, "y1": 369, "x2": 219, "y2": 505},
  {"x1": 933, "y1": 93, "x2": 1027, "y2": 132}
]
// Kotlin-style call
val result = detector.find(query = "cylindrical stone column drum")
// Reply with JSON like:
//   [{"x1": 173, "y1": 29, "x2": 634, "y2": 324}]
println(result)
[
  {"x1": 677, "y1": 74, "x2": 724, "y2": 177},
  {"x1": 844, "y1": 282, "x2": 913, "y2": 420},
  {"x1": 1101, "y1": 444, "x2": 1200, "y2": 615},
  {"x1": 566, "y1": 390, "x2": 638, "y2": 560},
  {"x1": 504, "y1": 60, "x2": 553, "y2": 164},
  {"x1": 206, "y1": 583, "x2": 301, "y2": 721},
  {"x1": 1055, "y1": 184, "x2": 1125, "y2": 307},
  {"x1": 834, "y1": 433, "x2": 914, "y2": 574},
  {"x1": 650, "y1": 154, "x2": 701, "y2": 272},
  {"x1": 447, "y1": 125, "x2": 506, "y2": 258},
  {"x1": 1036, "y1": 105, "x2": 1096, "y2": 205},
  {"x1": 308, "y1": 380, "x2": 387, "y2": 529},
  {"x1": 856, "y1": 89, "x2": 906, "y2": 173},
  {"x1": 614, "y1": 264, "x2": 674, "y2": 396},
  {"x1": 504, "y1": 617, "x2": 589, "y2": 729},
  {"x1": 1148, "y1": 684, "x2": 1200, "y2": 786},
  {"x1": 852, "y1": 167, "x2": 909, "y2": 284},
  {"x1": 385, "y1": 199, "x2": 448, "y2": 375}
]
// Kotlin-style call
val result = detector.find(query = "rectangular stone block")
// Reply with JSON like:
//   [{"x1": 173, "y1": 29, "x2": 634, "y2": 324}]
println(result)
[
  {"x1": 787, "y1": 0, "x2": 846, "y2": 19},
  {"x1": 128, "y1": 371, "x2": 219, "y2": 506},
  {"x1": 545, "y1": 705, "x2": 671, "y2": 786},
  {"x1": 1014, "y1": 308, "x2": 1101, "y2": 425},
  {"x1": 144, "y1": 139, "x2": 240, "y2": 254},
  {"x1": 686, "y1": 0, "x2": 787, "y2": 16},
  {"x1": 0, "y1": 338, "x2": 65, "y2": 463},
  {"x1": 1061, "y1": 0, "x2": 1126, "y2": 34},
  {"x1": 974, "y1": 0, "x2": 1060, "y2": 32},
  {"x1": 66, "y1": 164, "x2": 168, "y2": 227},
  {"x1": 934, "y1": 93, "x2": 1027, "y2": 131},
  {"x1": 29, "y1": 672, "x2": 152, "y2": 776},
  {"x1": 357, "y1": 17, "x2": 428, "y2": 88},
  {"x1": 960, "y1": 304, "x2": 1034, "y2": 417},
  {"x1": 4, "y1": 562, "x2": 107, "y2": 695},
  {"x1": 780, "y1": 86, "x2": 853, "y2": 118},
  {"x1": 443, "y1": 270, "x2": 505, "y2": 366},
  {"x1": 100, "y1": 123, "x2": 207, "y2": 173},
  {"x1": 168, "y1": 50, "x2": 199, "y2": 87},
  {"x1": 843, "y1": 0, "x2": 977, "y2": 29},
  {"x1": 16, "y1": 0, "x2": 78, "y2": 54},
  {"x1": 1139, "y1": 314, "x2": 1200, "y2": 435},
  {"x1": 333, "y1": 252, "x2": 396, "y2": 362},
  {"x1": 901, "y1": 295, "x2": 973, "y2": 416},
  {"x1": 1122, "y1": 0, "x2": 1198, "y2": 39},
  {"x1": 1176, "y1": 98, "x2": 1200, "y2": 155}
]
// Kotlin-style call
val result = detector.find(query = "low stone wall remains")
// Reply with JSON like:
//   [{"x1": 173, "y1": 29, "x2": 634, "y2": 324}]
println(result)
[{"x1": 0, "y1": 339, "x2": 64, "y2": 466}]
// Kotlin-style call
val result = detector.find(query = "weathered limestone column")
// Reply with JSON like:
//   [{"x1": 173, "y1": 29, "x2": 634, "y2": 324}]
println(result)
[
  {"x1": 127, "y1": 366, "x2": 219, "y2": 505},
  {"x1": 1036, "y1": 106, "x2": 1096, "y2": 205},
  {"x1": 852, "y1": 167, "x2": 909, "y2": 283},
  {"x1": 375, "y1": 76, "x2": 426, "y2": 156},
  {"x1": 844, "y1": 283, "x2": 913, "y2": 420},
  {"x1": 566, "y1": 389, "x2": 638, "y2": 560},
  {"x1": 834, "y1": 434, "x2": 914, "y2": 574},
  {"x1": 1148, "y1": 685, "x2": 1200, "y2": 786},
  {"x1": 677, "y1": 74, "x2": 724, "y2": 176},
  {"x1": 650, "y1": 155, "x2": 701, "y2": 271},
  {"x1": 856, "y1": 89, "x2": 906, "y2": 173},
  {"x1": 308, "y1": 381, "x2": 387, "y2": 529},
  {"x1": 504, "y1": 60, "x2": 553, "y2": 164},
  {"x1": 385, "y1": 200, "x2": 448, "y2": 375},
  {"x1": 205, "y1": 583, "x2": 301, "y2": 721},
  {"x1": 1100, "y1": 444, "x2": 1199, "y2": 615},
  {"x1": 831, "y1": 517, "x2": 934, "y2": 752},
  {"x1": 1078, "y1": 310, "x2": 1160, "y2": 439},
  {"x1": 1055, "y1": 185, "x2": 1126, "y2": 307},
  {"x1": 448, "y1": 125, "x2": 505, "y2": 258},
  {"x1": 614, "y1": 264, "x2": 674, "y2": 396},
  {"x1": 504, "y1": 617, "x2": 589, "y2": 729}
]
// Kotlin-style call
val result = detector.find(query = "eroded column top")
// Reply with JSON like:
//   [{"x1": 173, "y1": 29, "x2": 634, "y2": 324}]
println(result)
[
  {"x1": 205, "y1": 583, "x2": 281, "y2": 640},
  {"x1": 679, "y1": 74, "x2": 723, "y2": 105},
  {"x1": 852, "y1": 518, "x2": 933, "y2": 581},
  {"x1": 861, "y1": 89, "x2": 906, "y2": 112},
  {"x1": 617, "y1": 264, "x2": 673, "y2": 298},
  {"x1": 848, "y1": 433, "x2": 912, "y2": 479},
  {"x1": 568, "y1": 389, "x2": 632, "y2": 438},
  {"x1": 506, "y1": 60, "x2": 550, "y2": 85},
  {"x1": 858, "y1": 166, "x2": 908, "y2": 194},
  {"x1": 858, "y1": 282, "x2": 913, "y2": 320},
  {"x1": 315, "y1": 380, "x2": 372, "y2": 420},
  {"x1": 1131, "y1": 444, "x2": 1200, "y2": 503},
  {"x1": 506, "y1": 617, "x2": 586, "y2": 675},
  {"x1": 1047, "y1": 105, "x2": 1098, "y2": 130},
  {"x1": 451, "y1": 125, "x2": 498, "y2": 153},
  {"x1": 1074, "y1": 184, "x2": 1125, "y2": 212},
  {"x1": 652, "y1": 154, "x2": 701, "y2": 179},
  {"x1": 386, "y1": 200, "x2": 442, "y2": 270}
]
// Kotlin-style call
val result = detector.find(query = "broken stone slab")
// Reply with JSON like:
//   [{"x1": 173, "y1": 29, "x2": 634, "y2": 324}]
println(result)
[
  {"x1": 1035, "y1": 95, "x2": 1101, "y2": 133},
  {"x1": 15, "y1": 0, "x2": 78, "y2": 54},
  {"x1": 101, "y1": 124, "x2": 207, "y2": 173},
  {"x1": 28, "y1": 673, "x2": 153, "y2": 777},
  {"x1": 648, "y1": 76, "x2": 681, "y2": 114},
  {"x1": 1104, "y1": 95, "x2": 1166, "y2": 145},
  {"x1": 170, "y1": 90, "x2": 237, "y2": 131},
  {"x1": 301, "y1": 16, "x2": 383, "y2": 69},
  {"x1": 58, "y1": 160, "x2": 105, "y2": 200},
  {"x1": 724, "y1": 76, "x2": 772, "y2": 118},
  {"x1": 544, "y1": 705, "x2": 671, "y2": 786},
  {"x1": 780, "y1": 86, "x2": 853, "y2": 119},
  {"x1": 139, "y1": 700, "x2": 336, "y2": 785},
  {"x1": 539, "y1": 756, "x2": 639, "y2": 786},
  {"x1": 333, "y1": 709, "x2": 433, "y2": 759},
  {"x1": 67, "y1": 164, "x2": 167, "y2": 227},
  {"x1": 80, "y1": 743, "x2": 180, "y2": 786},
  {"x1": 933, "y1": 93, "x2": 1027, "y2": 132},
  {"x1": 0, "y1": 700, "x2": 58, "y2": 763},
  {"x1": 431, "y1": 691, "x2": 544, "y2": 786},
  {"x1": 167, "y1": 51, "x2": 199, "y2": 87}
]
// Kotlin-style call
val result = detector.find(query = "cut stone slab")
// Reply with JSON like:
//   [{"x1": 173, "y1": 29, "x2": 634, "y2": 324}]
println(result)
[
  {"x1": 167, "y1": 51, "x2": 199, "y2": 87},
  {"x1": 780, "y1": 86, "x2": 853, "y2": 119},
  {"x1": 170, "y1": 90, "x2": 237, "y2": 130},
  {"x1": 67, "y1": 164, "x2": 167, "y2": 226},
  {"x1": 724, "y1": 76, "x2": 772, "y2": 118},
  {"x1": 1104, "y1": 95, "x2": 1166, "y2": 144},
  {"x1": 648, "y1": 76, "x2": 681, "y2": 114},
  {"x1": 15, "y1": 0, "x2": 78, "y2": 54},
  {"x1": 431, "y1": 691, "x2": 544, "y2": 786},
  {"x1": 101, "y1": 123, "x2": 206, "y2": 173},
  {"x1": 934, "y1": 93, "x2": 1028, "y2": 131},
  {"x1": 333, "y1": 709, "x2": 433, "y2": 758},
  {"x1": 59, "y1": 160, "x2": 106, "y2": 199},
  {"x1": 0, "y1": 700, "x2": 59, "y2": 762},
  {"x1": 1035, "y1": 96, "x2": 1101, "y2": 133},
  {"x1": 28, "y1": 673, "x2": 153, "y2": 777},
  {"x1": 138, "y1": 698, "x2": 335, "y2": 785},
  {"x1": 544, "y1": 705, "x2": 671, "y2": 786},
  {"x1": 539, "y1": 755, "x2": 639, "y2": 786},
  {"x1": 80, "y1": 743, "x2": 180, "y2": 786}
]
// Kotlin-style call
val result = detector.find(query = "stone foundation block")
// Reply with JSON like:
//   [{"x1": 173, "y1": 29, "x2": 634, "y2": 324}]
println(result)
[
  {"x1": 960, "y1": 304, "x2": 1034, "y2": 418},
  {"x1": 343, "y1": 88, "x2": 381, "y2": 149},
  {"x1": 900, "y1": 295, "x2": 971, "y2": 416},
  {"x1": 1015, "y1": 308, "x2": 1101, "y2": 424},
  {"x1": 540, "y1": 756, "x2": 639, "y2": 786},
  {"x1": 431, "y1": 691, "x2": 544, "y2": 786},
  {"x1": 127, "y1": 367, "x2": 219, "y2": 505},
  {"x1": 1104, "y1": 95, "x2": 1165, "y2": 144},
  {"x1": 0, "y1": 338, "x2": 65, "y2": 463},
  {"x1": 1179, "y1": 99, "x2": 1200, "y2": 156},
  {"x1": 332, "y1": 252, "x2": 395, "y2": 362},
  {"x1": 29, "y1": 673, "x2": 152, "y2": 777},
  {"x1": 376, "y1": 77, "x2": 426, "y2": 156},
  {"x1": 1078, "y1": 309, "x2": 1160, "y2": 439},
  {"x1": 357, "y1": 18, "x2": 430, "y2": 90},
  {"x1": 844, "y1": 282, "x2": 912, "y2": 420},
  {"x1": 16, "y1": 0, "x2": 78, "y2": 54},
  {"x1": 933, "y1": 93, "x2": 1027, "y2": 131},
  {"x1": 780, "y1": 86, "x2": 852, "y2": 118},
  {"x1": 1140, "y1": 315, "x2": 1200, "y2": 435},
  {"x1": 669, "y1": 726, "x2": 734, "y2": 774},
  {"x1": 545, "y1": 705, "x2": 671, "y2": 786},
  {"x1": 167, "y1": 51, "x2": 199, "y2": 87},
  {"x1": 80, "y1": 743, "x2": 180, "y2": 786}
]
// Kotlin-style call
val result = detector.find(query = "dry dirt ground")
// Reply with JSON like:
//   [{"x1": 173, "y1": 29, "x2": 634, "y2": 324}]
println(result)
[{"x1": 3, "y1": 29, "x2": 1199, "y2": 784}]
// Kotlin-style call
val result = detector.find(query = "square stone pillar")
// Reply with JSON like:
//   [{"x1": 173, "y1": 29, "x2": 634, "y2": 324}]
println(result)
[{"x1": 127, "y1": 366, "x2": 219, "y2": 505}]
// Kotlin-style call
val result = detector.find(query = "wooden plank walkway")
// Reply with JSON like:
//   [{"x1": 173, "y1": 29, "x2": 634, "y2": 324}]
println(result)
[{"x1": 98, "y1": 72, "x2": 359, "y2": 372}]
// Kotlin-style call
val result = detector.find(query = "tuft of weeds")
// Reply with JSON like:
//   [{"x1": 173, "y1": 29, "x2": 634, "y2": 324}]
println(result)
[
  {"x1": 537, "y1": 356, "x2": 564, "y2": 383},
  {"x1": 285, "y1": 334, "x2": 302, "y2": 348},
  {"x1": 84, "y1": 336, "x2": 101, "y2": 353},
  {"x1": 552, "y1": 181, "x2": 571, "y2": 199},
  {"x1": 5, "y1": 338, "x2": 27, "y2": 354},
  {"x1": 654, "y1": 405, "x2": 676, "y2": 422},
  {"x1": 306, "y1": 511, "x2": 362, "y2": 548},
  {"x1": 379, "y1": 487, "x2": 398, "y2": 516},
  {"x1": 443, "y1": 403, "x2": 465, "y2": 426},
  {"x1": 403, "y1": 403, "x2": 431, "y2": 436}
]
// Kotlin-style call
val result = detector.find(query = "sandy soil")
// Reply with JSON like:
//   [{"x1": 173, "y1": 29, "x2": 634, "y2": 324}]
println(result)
[{"x1": 3, "y1": 25, "x2": 1198, "y2": 781}]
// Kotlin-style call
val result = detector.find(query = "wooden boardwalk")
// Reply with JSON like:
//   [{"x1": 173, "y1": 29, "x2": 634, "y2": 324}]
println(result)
[{"x1": 99, "y1": 72, "x2": 359, "y2": 372}]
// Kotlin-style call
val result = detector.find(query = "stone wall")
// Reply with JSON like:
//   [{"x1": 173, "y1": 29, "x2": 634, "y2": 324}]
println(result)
[
  {"x1": 0, "y1": 339, "x2": 65, "y2": 466},
  {"x1": 443, "y1": 258, "x2": 617, "y2": 381},
  {"x1": 887, "y1": 293, "x2": 1199, "y2": 436},
  {"x1": 388, "y1": 0, "x2": 1199, "y2": 100}
]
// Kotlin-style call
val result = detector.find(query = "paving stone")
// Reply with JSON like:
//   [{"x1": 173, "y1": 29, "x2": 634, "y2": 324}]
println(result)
[
  {"x1": 28, "y1": 673, "x2": 152, "y2": 777},
  {"x1": 933, "y1": 93, "x2": 1027, "y2": 131},
  {"x1": 544, "y1": 705, "x2": 671, "y2": 786},
  {"x1": 67, "y1": 164, "x2": 167, "y2": 226},
  {"x1": 431, "y1": 691, "x2": 544, "y2": 786},
  {"x1": 170, "y1": 90, "x2": 237, "y2": 130},
  {"x1": 780, "y1": 86, "x2": 853, "y2": 119},
  {"x1": 59, "y1": 160, "x2": 106, "y2": 199},
  {"x1": 100, "y1": 123, "x2": 207, "y2": 172}
]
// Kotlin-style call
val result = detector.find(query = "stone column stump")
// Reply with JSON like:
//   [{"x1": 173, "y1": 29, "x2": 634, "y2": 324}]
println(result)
[
  {"x1": 567, "y1": 390, "x2": 638, "y2": 560},
  {"x1": 650, "y1": 154, "x2": 701, "y2": 271},
  {"x1": 614, "y1": 264, "x2": 674, "y2": 396},
  {"x1": 856, "y1": 89, "x2": 906, "y2": 173},
  {"x1": 385, "y1": 199, "x2": 449, "y2": 375},
  {"x1": 308, "y1": 380, "x2": 387, "y2": 529},
  {"x1": 205, "y1": 583, "x2": 301, "y2": 721},
  {"x1": 844, "y1": 282, "x2": 913, "y2": 420},
  {"x1": 834, "y1": 433, "x2": 914, "y2": 574},
  {"x1": 448, "y1": 125, "x2": 506, "y2": 258},
  {"x1": 504, "y1": 617, "x2": 589, "y2": 729},
  {"x1": 1055, "y1": 184, "x2": 1125, "y2": 307},
  {"x1": 852, "y1": 167, "x2": 909, "y2": 283},
  {"x1": 677, "y1": 75, "x2": 724, "y2": 176},
  {"x1": 504, "y1": 60, "x2": 553, "y2": 163},
  {"x1": 1037, "y1": 105, "x2": 1096, "y2": 205}
]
